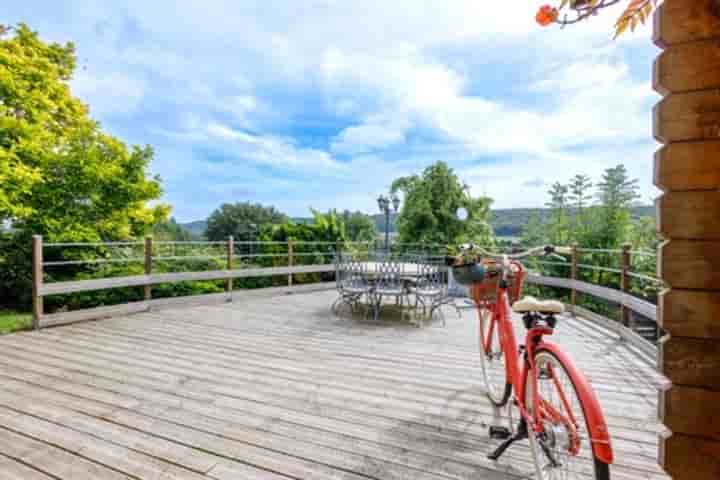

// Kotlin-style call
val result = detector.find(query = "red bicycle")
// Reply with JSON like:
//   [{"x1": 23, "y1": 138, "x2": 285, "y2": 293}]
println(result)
[{"x1": 466, "y1": 245, "x2": 613, "y2": 479}]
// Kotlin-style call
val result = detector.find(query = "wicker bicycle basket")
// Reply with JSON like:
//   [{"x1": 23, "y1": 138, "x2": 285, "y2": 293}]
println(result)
[{"x1": 469, "y1": 260, "x2": 526, "y2": 306}]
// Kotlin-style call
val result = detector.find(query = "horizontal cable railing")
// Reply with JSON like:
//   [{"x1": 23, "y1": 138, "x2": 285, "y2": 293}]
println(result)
[{"x1": 31, "y1": 237, "x2": 662, "y2": 343}]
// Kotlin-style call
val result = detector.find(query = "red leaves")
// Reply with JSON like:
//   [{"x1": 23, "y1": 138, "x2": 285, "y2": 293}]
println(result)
[{"x1": 536, "y1": 5, "x2": 559, "y2": 26}]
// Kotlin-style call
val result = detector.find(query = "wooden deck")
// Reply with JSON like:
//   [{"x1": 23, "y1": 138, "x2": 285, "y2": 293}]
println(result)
[{"x1": 0, "y1": 290, "x2": 669, "y2": 479}]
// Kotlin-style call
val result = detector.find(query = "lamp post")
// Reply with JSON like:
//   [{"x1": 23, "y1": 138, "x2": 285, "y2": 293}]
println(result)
[{"x1": 377, "y1": 193, "x2": 400, "y2": 252}]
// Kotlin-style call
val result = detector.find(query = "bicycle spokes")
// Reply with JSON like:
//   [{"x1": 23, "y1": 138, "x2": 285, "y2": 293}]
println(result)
[{"x1": 526, "y1": 351, "x2": 602, "y2": 479}]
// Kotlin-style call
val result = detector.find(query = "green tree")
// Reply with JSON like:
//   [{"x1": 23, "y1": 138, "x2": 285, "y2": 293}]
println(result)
[
  {"x1": 568, "y1": 174, "x2": 593, "y2": 211},
  {"x1": 0, "y1": 24, "x2": 168, "y2": 308},
  {"x1": 545, "y1": 181, "x2": 570, "y2": 245},
  {"x1": 595, "y1": 165, "x2": 640, "y2": 248},
  {"x1": 340, "y1": 210, "x2": 377, "y2": 242},
  {"x1": 153, "y1": 217, "x2": 194, "y2": 241},
  {"x1": 0, "y1": 24, "x2": 168, "y2": 239},
  {"x1": 568, "y1": 174, "x2": 594, "y2": 243},
  {"x1": 390, "y1": 161, "x2": 493, "y2": 246},
  {"x1": 205, "y1": 202, "x2": 287, "y2": 241},
  {"x1": 521, "y1": 212, "x2": 547, "y2": 247}
]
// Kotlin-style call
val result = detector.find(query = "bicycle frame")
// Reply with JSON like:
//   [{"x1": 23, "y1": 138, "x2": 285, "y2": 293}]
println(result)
[{"x1": 481, "y1": 266, "x2": 614, "y2": 465}]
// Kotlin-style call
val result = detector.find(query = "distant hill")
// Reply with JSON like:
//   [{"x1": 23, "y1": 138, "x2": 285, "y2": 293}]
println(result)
[
  {"x1": 491, "y1": 206, "x2": 654, "y2": 238},
  {"x1": 179, "y1": 206, "x2": 654, "y2": 239},
  {"x1": 180, "y1": 220, "x2": 207, "y2": 237}
]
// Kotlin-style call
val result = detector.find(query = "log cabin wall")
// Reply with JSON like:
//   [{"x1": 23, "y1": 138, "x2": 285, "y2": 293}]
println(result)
[{"x1": 654, "y1": 0, "x2": 720, "y2": 477}]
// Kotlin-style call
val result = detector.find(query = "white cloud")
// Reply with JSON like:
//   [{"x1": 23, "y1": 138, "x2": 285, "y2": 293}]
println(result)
[
  {"x1": 71, "y1": 71, "x2": 146, "y2": 116},
  {"x1": 6, "y1": 0, "x2": 660, "y2": 219},
  {"x1": 205, "y1": 122, "x2": 346, "y2": 172}
]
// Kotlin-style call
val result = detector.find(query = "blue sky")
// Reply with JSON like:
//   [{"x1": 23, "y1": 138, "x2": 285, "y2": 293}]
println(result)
[{"x1": 5, "y1": 1, "x2": 660, "y2": 221}]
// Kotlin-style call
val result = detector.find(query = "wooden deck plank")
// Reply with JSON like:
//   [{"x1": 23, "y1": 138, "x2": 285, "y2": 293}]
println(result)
[
  {"x1": 0, "y1": 331, "x2": 664, "y2": 445},
  {"x1": 0, "y1": 426, "x2": 133, "y2": 480},
  {"x1": 0, "y1": 290, "x2": 668, "y2": 480},
  {"x1": 1, "y1": 310, "x2": 664, "y2": 456},
  {"x1": 0, "y1": 455, "x2": 56, "y2": 480},
  {"x1": 0, "y1": 354, "x2": 654, "y2": 474}
]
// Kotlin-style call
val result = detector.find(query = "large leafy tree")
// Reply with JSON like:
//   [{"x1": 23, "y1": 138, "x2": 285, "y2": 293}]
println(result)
[
  {"x1": 390, "y1": 161, "x2": 494, "y2": 246},
  {"x1": 0, "y1": 24, "x2": 169, "y2": 308},
  {"x1": 205, "y1": 202, "x2": 287, "y2": 241},
  {"x1": 0, "y1": 24, "x2": 168, "y2": 241}
]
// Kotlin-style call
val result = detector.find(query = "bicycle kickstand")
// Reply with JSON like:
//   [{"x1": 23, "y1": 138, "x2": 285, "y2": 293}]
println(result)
[{"x1": 487, "y1": 420, "x2": 528, "y2": 461}]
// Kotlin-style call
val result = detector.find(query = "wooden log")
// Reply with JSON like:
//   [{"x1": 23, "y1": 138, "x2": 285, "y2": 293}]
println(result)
[
  {"x1": 660, "y1": 335, "x2": 720, "y2": 389},
  {"x1": 654, "y1": 91, "x2": 720, "y2": 142},
  {"x1": 654, "y1": 0, "x2": 720, "y2": 47},
  {"x1": 654, "y1": 141, "x2": 720, "y2": 191},
  {"x1": 659, "y1": 289, "x2": 720, "y2": 338},
  {"x1": 32, "y1": 235, "x2": 43, "y2": 330},
  {"x1": 659, "y1": 240, "x2": 720, "y2": 289},
  {"x1": 663, "y1": 433, "x2": 720, "y2": 479},
  {"x1": 657, "y1": 191, "x2": 720, "y2": 239},
  {"x1": 653, "y1": 40, "x2": 720, "y2": 95},
  {"x1": 663, "y1": 385, "x2": 720, "y2": 440}
]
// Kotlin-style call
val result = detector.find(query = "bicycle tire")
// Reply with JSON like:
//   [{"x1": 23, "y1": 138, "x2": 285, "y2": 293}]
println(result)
[
  {"x1": 524, "y1": 348, "x2": 611, "y2": 480},
  {"x1": 477, "y1": 306, "x2": 512, "y2": 407}
]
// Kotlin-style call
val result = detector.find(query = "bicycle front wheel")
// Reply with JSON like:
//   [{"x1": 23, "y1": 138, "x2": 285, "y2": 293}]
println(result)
[
  {"x1": 525, "y1": 349, "x2": 610, "y2": 480},
  {"x1": 477, "y1": 305, "x2": 511, "y2": 407}
]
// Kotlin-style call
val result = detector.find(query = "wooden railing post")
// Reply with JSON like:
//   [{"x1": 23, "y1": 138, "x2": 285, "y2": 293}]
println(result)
[
  {"x1": 621, "y1": 243, "x2": 632, "y2": 329},
  {"x1": 226, "y1": 236, "x2": 234, "y2": 300},
  {"x1": 144, "y1": 236, "x2": 152, "y2": 302},
  {"x1": 32, "y1": 235, "x2": 43, "y2": 330},
  {"x1": 570, "y1": 243, "x2": 578, "y2": 316},
  {"x1": 287, "y1": 240, "x2": 293, "y2": 287}
]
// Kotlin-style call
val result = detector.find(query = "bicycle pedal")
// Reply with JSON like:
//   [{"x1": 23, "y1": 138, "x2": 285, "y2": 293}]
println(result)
[{"x1": 489, "y1": 426, "x2": 512, "y2": 440}]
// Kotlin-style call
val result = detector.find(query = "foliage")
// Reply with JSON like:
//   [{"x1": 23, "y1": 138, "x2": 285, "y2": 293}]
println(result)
[
  {"x1": 521, "y1": 212, "x2": 547, "y2": 247},
  {"x1": 0, "y1": 24, "x2": 168, "y2": 309},
  {"x1": 520, "y1": 165, "x2": 659, "y2": 324},
  {"x1": 340, "y1": 210, "x2": 377, "y2": 242},
  {"x1": 391, "y1": 161, "x2": 494, "y2": 246},
  {"x1": 523, "y1": 165, "x2": 643, "y2": 250},
  {"x1": 535, "y1": 0, "x2": 658, "y2": 37},
  {"x1": 263, "y1": 210, "x2": 346, "y2": 244},
  {"x1": 0, "y1": 309, "x2": 31, "y2": 335},
  {"x1": 0, "y1": 24, "x2": 169, "y2": 239},
  {"x1": 545, "y1": 182, "x2": 570, "y2": 245},
  {"x1": 205, "y1": 202, "x2": 287, "y2": 241},
  {"x1": 259, "y1": 210, "x2": 347, "y2": 285},
  {"x1": 153, "y1": 217, "x2": 195, "y2": 241},
  {"x1": 594, "y1": 164, "x2": 641, "y2": 248}
]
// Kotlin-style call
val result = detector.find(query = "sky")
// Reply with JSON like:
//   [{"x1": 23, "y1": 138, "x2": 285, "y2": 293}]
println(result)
[{"x1": 5, "y1": 1, "x2": 661, "y2": 222}]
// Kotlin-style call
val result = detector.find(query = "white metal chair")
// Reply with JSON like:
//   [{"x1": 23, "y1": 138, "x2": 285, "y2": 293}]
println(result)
[
  {"x1": 371, "y1": 258, "x2": 406, "y2": 321},
  {"x1": 332, "y1": 253, "x2": 372, "y2": 317}
]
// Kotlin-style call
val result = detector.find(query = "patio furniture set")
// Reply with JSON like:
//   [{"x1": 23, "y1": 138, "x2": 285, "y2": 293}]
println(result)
[{"x1": 332, "y1": 252, "x2": 458, "y2": 326}]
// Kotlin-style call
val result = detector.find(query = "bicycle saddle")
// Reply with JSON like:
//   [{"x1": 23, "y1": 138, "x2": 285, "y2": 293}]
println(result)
[{"x1": 512, "y1": 296, "x2": 565, "y2": 314}]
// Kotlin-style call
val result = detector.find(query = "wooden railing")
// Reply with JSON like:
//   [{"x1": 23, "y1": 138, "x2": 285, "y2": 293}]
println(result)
[{"x1": 32, "y1": 237, "x2": 663, "y2": 343}]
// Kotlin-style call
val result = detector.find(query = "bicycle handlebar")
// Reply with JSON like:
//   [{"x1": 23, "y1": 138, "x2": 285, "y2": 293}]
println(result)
[{"x1": 465, "y1": 244, "x2": 569, "y2": 261}]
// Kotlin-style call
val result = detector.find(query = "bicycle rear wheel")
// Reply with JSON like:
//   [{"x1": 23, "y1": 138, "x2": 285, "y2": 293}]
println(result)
[
  {"x1": 525, "y1": 349, "x2": 610, "y2": 480},
  {"x1": 477, "y1": 306, "x2": 511, "y2": 407}
]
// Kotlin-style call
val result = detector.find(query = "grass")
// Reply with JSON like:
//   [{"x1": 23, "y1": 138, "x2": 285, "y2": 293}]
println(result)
[{"x1": 0, "y1": 309, "x2": 32, "y2": 335}]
